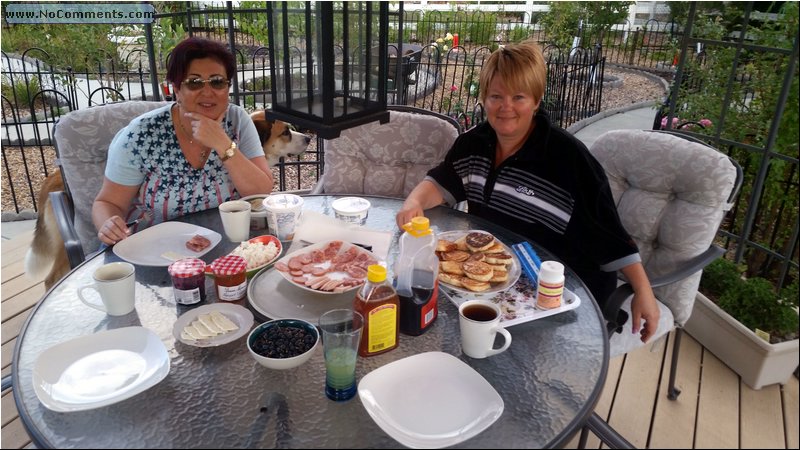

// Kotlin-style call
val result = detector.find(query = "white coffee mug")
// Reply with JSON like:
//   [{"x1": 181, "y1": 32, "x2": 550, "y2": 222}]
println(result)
[
  {"x1": 458, "y1": 300, "x2": 512, "y2": 359},
  {"x1": 219, "y1": 200, "x2": 252, "y2": 242},
  {"x1": 77, "y1": 262, "x2": 136, "y2": 316}
]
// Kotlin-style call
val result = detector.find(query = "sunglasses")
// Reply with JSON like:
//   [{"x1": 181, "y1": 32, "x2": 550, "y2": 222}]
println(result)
[{"x1": 181, "y1": 76, "x2": 231, "y2": 91}]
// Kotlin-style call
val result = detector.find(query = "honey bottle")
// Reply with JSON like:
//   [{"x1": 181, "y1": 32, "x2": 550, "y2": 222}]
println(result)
[{"x1": 354, "y1": 265, "x2": 399, "y2": 357}]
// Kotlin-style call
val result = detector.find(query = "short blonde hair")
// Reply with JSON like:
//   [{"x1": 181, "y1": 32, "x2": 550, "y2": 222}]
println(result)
[{"x1": 478, "y1": 40, "x2": 546, "y2": 106}]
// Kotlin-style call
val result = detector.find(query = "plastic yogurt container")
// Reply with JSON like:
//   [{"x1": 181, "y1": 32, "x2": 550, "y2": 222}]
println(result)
[{"x1": 332, "y1": 197, "x2": 371, "y2": 225}]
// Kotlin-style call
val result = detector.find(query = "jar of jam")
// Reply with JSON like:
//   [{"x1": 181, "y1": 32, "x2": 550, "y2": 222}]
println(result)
[
  {"x1": 210, "y1": 255, "x2": 247, "y2": 301},
  {"x1": 168, "y1": 258, "x2": 207, "y2": 305}
]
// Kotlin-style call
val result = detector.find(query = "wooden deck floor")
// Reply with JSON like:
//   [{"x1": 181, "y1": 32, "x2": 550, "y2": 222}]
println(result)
[{"x1": 2, "y1": 230, "x2": 798, "y2": 449}]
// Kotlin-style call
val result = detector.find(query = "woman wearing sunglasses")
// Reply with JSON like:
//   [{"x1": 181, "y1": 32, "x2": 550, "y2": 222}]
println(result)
[{"x1": 93, "y1": 37, "x2": 273, "y2": 245}]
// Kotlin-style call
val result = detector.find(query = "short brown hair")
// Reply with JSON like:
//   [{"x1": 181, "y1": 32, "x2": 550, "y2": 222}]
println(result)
[
  {"x1": 478, "y1": 40, "x2": 546, "y2": 106},
  {"x1": 166, "y1": 37, "x2": 236, "y2": 89}
]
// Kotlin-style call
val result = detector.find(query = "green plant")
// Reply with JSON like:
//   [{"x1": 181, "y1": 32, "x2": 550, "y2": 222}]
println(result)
[
  {"x1": 675, "y1": 2, "x2": 799, "y2": 285},
  {"x1": 1, "y1": 75, "x2": 40, "y2": 108},
  {"x1": 0, "y1": 23, "x2": 117, "y2": 72},
  {"x1": 539, "y1": 2, "x2": 632, "y2": 50},
  {"x1": 717, "y1": 277, "x2": 798, "y2": 340},
  {"x1": 701, "y1": 258, "x2": 798, "y2": 343},
  {"x1": 700, "y1": 258, "x2": 744, "y2": 297}
]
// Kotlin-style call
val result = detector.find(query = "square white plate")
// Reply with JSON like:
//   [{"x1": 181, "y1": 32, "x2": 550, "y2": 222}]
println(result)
[
  {"x1": 32, "y1": 327, "x2": 170, "y2": 412},
  {"x1": 358, "y1": 352, "x2": 503, "y2": 448},
  {"x1": 113, "y1": 221, "x2": 221, "y2": 266}
]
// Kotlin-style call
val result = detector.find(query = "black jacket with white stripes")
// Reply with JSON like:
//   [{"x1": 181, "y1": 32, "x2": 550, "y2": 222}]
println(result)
[{"x1": 426, "y1": 110, "x2": 640, "y2": 305}]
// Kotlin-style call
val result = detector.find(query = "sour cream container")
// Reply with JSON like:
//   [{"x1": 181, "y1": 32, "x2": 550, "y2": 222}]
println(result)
[{"x1": 332, "y1": 197, "x2": 371, "y2": 225}]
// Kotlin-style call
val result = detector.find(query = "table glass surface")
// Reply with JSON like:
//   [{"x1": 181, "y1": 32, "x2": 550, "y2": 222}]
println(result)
[{"x1": 13, "y1": 195, "x2": 608, "y2": 449}]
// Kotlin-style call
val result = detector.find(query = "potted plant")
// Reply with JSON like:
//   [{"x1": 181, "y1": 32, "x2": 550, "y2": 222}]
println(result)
[{"x1": 685, "y1": 258, "x2": 799, "y2": 389}]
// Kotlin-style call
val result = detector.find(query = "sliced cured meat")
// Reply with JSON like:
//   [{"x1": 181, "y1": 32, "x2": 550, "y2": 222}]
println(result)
[
  {"x1": 186, "y1": 234, "x2": 211, "y2": 252},
  {"x1": 346, "y1": 265, "x2": 368, "y2": 279},
  {"x1": 274, "y1": 262, "x2": 290, "y2": 272}
]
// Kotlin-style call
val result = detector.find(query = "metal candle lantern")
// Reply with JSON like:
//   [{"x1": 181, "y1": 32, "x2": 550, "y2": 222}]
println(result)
[{"x1": 265, "y1": 2, "x2": 390, "y2": 139}]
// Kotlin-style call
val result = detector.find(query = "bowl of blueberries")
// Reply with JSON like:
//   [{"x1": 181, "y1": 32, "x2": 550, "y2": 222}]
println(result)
[{"x1": 247, "y1": 318, "x2": 319, "y2": 370}]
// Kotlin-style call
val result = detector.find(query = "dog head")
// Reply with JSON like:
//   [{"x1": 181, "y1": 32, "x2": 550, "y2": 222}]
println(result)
[{"x1": 250, "y1": 111, "x2": 312, "y2": 167}]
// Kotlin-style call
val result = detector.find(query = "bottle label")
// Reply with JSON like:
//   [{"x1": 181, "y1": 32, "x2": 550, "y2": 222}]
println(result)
[
  {"x1": 174, "y1": 287, "x2": 201, "y2": 305},
  {"x1": 367, "y1": 304, "x2": 397, "y2": 353},
  {"x1": 420, "y1": 282, "x2": 438, "y2": 328},
  {"x1": 536, "y1": 280, "x2": 563, "y2": 309},
  {"x1": 218, "y1": 282, "x2": 247, "y2": 301}
]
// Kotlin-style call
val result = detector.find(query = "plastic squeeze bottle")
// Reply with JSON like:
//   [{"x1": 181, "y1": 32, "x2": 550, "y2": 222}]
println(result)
[
  {"x1": 354, "y1": 265, "x2": 399, "y2": 356},
  {"x1": 396, "y1": 216, "x2": 439, "y2": 336}
]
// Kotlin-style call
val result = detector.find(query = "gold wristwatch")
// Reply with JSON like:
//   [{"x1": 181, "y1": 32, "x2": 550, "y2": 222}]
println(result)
[{"x1": 220, "y1": 141, "x2": 237, "y2": 161}]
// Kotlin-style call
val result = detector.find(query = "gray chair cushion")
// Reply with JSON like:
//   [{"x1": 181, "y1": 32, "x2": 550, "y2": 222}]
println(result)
[
  {"x1": 590, "y1": 130, "x2": 737, "y2": 330},
  {"x1": 54, "y1": 101, "x2": 168, "y2": 256},
  {"x1": 313, "y1": 108, "x2": 460, "y2": 197}
]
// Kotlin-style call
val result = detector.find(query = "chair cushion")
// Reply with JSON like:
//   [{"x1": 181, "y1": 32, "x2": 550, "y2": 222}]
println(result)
[
  {"x1": 319, "y1": 109, "x2": 460, "y2": 197},
  {"x1": 54, "y1": 101, "x2": 168, "y2": 255},
  {"x1": 609, "y1": 297, "x2": 675, "y2": 357},
  {"x1": 590, "y1": 130, "x2": 737, "y2": 326}
]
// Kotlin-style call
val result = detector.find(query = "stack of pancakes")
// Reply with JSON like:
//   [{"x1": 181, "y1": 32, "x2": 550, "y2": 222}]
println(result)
[{"x1": 436, "y1": 231, "x2": 514, "y2": 292}]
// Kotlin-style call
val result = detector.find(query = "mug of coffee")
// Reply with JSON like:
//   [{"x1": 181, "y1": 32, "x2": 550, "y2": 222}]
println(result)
[
  {"x1": 458, "y1": 300, "x2": 512, "y2": 359},
  {"x1": 77, "y1": 262, "x2": 136, "y2": 316}
]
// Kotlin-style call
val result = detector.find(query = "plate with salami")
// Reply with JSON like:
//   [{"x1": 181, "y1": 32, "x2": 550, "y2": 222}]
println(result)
[
  {"x1": 272, "y1": 240, "x2": 380, "y2": 295},
  {"x1": 113, "y1": 221, "x2": 221, "y2": 266}
]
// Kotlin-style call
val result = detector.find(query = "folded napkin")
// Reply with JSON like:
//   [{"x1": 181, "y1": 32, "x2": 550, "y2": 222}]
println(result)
[{"x1": 289, "y1": 210, "x2": 394, "y2": 261}]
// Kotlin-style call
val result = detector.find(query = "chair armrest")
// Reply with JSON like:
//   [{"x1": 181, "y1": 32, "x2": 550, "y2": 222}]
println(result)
[
  {"x1": 602, "y1": 245, "x2": 725, "y2": 334},
  {"x1": 648, "y1": 245, "x2": 725, "y2": 288},
  {"x1": 309, "y1": 175, "x2": 326, "y2": 195},
  {"x1": 49, "y1": 191, "x2": 86, "y2": 269},
  {"x1": 1, "y1": 375, "x2": 11, "y2": 391}
]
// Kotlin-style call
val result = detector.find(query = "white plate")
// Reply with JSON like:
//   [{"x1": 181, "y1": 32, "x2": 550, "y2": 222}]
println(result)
[
  {"x1": 273, "y1": 240, "x2": 379, "y2": 295},
  {"x1": 172, "y1": 303, "x2": 254, "y2": 347},
  {"x1": 358, "y1": 352, "x2": 503, "y2": 448},
  {"x1": 32, "y1": 327, "x2": 170, "y2": 412},
  {"x1": 113, "y1": 221, "x2": 221, "y2": 266},
  {"x1": 436, "y1": 230, "x2": 521, "y2": 295}
]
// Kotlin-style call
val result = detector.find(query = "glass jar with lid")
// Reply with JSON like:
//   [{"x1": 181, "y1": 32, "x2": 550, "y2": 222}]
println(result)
[
  {"x1": 210, "y1": 255, "x2": 247, "y2": 301},
  {"x1": 168, "y1": 257, "x2": 207, "y2": 305}
]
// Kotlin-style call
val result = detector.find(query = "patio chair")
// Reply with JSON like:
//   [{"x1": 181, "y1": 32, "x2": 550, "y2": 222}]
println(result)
[
  {"x1": 578, "y1": 129, "x2": 743, "y2": 448},
  {"x1": 51, "y1": 101, "x2": 168, "y2": 268},
  {"x1": 310, "y1": 105, "x2": 462, "y2": 198}
]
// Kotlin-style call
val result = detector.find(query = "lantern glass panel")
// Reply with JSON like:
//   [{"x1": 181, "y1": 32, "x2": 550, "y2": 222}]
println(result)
[{"x1": 267, "y1": 2, "x2": 388, "y2": 137}]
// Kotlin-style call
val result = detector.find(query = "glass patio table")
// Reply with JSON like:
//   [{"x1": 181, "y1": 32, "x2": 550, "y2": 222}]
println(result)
[{"x1": 12, "y1": 195, "x2": 609, "y2": 448}]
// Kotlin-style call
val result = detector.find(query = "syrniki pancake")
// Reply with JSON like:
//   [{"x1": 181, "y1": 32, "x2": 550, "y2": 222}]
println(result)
[{"x1": 435, "y1": 230, "x2": 515, "y2": 291}]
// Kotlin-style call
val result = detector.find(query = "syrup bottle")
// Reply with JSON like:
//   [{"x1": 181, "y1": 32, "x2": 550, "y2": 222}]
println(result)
[
  {"x1": 396, "y1": 216, "x2": 439, "y2": 336},
  {"x1": 354, "y1": 265, "x2": 399, "y2": 356}
]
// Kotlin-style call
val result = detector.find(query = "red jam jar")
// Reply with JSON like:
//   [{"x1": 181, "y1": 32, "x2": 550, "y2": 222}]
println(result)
[
  {"x1": 168, "y1": 258, "x2": 206, "y2": 305},
  {"x1": 210, "y1": 255, "x2": 247, "y2": 301}
]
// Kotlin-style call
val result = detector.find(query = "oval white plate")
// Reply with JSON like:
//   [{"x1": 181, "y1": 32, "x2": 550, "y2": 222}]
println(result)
[
  {"x1": 274, "y1": 241, "x2": 379, "y2": 295},
  {"x1": 113, "y1": 221, "x2": 221, "y2": 266},
  {"x1": 436, "y1": 230, "x2": 521, "y2": 295},
  {"x1": 32, "y1": 327, "x2": 170, "y2": 412},
  {"x1": 358, "y1": 352, "x2": 504, "y2": 448},
  {"x1": 172, "y1": 303, "x2": 254, "y2": 347}
]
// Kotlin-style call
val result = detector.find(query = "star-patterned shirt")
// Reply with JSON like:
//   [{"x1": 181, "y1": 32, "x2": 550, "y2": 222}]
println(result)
[{"x1": 105, "y1": 103, "x2": 263, "y2": 228}]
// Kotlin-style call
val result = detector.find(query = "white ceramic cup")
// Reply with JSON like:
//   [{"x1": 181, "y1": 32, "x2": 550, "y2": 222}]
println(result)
[
  {"x1": 263, "y1": 193, "x2": 304, "y2": 241},
  {"x1": 219, "y1": 200, "x2": 252, "y2": 242},
  {"x1": 458, "y1": 300, "x2": 512, "y2": 359},
  {"x1": 77, "y1": 262, "x2": 136, "y2": 316}
]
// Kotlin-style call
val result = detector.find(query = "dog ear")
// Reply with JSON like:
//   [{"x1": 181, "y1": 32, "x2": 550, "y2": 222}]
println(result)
[{"x1": 252, "y1": 117, "x2": 274, "y2": 146}]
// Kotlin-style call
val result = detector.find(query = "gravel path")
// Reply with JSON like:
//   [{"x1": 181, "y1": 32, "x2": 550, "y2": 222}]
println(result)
[{"x1": 1, "y1": 66, "x2": 667, "y2": 217}]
